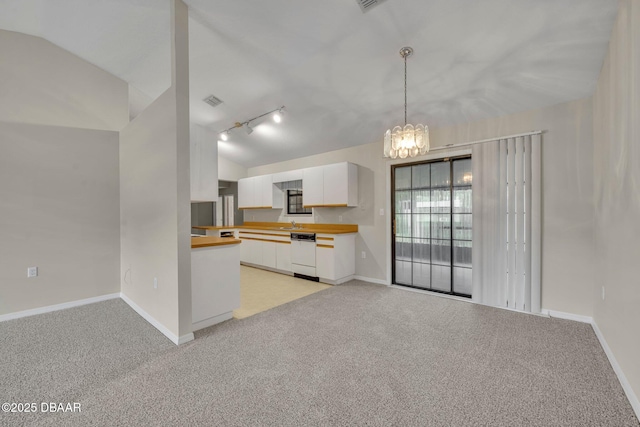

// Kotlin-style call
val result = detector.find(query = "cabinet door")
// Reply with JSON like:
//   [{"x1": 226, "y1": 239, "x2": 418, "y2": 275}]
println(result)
[
  {"x1": 276, "y1": 242, "x2": 292, "y2": 272},
  {"x1": 239, "y1": 238, "x2": 251, "y2": 263},
  {"x1": 261, "y1": 241, "x2": 277, "y2": 269},
  {"x1": 323, "y1": 163, "x2": 348, "y2": 206},
  {"x1": 252, "y1": 239, "x2": 263, "y2": 265},
  {"x1": 241, "y1": 239, "x2": 261, "y2": 265},
  {"x1": 303, "y1": 166, "x2": 324, "y2": 207},
  {"x1": 257, "y1": 175, "x2": 274, "y2": 208},
  {"x1": 316, "y1": 245, "x2": 335, "y2": 280},
  {"x1": 238, "y1": 177, "x2": 254, "y2": 208}
]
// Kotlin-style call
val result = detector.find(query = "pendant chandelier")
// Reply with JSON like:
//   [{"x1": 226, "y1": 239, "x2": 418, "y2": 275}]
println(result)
[{"x1": 383, "y1": 47, "x2": 429, "y2": 159}]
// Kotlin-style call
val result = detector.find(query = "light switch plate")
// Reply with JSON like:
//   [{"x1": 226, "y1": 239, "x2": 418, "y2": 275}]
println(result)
[{"x1": 379, "y1": 208, "x2": 384, "y2": 216}]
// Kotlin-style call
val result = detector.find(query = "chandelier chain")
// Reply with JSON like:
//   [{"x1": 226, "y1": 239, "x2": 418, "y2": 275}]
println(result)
[{"x1": 404, "y1": 54, "x2": 407, "y2": 126}]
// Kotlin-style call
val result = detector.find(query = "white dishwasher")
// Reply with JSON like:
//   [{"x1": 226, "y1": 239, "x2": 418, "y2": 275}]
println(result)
[{"x1": 290, "y1": 232, "x2": 319, "y2": 281}]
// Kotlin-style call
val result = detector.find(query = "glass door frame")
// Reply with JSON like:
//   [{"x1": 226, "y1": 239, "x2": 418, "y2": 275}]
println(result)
[{"x1": 391, "y1": 154, "x2": 472, "y2": 297}]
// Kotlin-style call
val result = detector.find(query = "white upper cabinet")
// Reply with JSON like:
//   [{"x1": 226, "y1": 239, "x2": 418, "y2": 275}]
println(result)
[
  {"x1": 238, "y1": 177, "x2": 254, "y2": 209},
  {"x1": 190, "y1": 124, "x2": 218, "y2": 202},
  {"x1": 240, "y1": 162, "x2": 358, "y2": 209},
  {"x1": 302, "y1": 166, "x2": 324, "y2": 207},
  {"x1": 323, "y1": 162, "x2": 357, "y2": 207},
  {"x1": 303, "y1": 162, "x2": 358, "y2": 208},
  {"x1": 272, "y1": 169, "x2": 303, "y2": 183},
  {"x1": 257, "y1": 175, "x2": 275, "y2": 208},
  {"x1": 238, "y1": 175, "x2": 281, "y2": 209}
]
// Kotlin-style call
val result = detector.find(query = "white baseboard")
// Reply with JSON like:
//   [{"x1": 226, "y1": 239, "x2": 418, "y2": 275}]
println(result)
[
  {"x1": 541, "y1": 309, "x2": 593, "y2": 324},
  {"x1": 353, "y1": 275, "x2": 388, "y2": 286},
  {"x1": 335, "y1": 275, "x2": 355, "y2": 285},
  {"x1": 320, "y1": 275, "x2": 353, "y2": 285},
  {"x1": 591, "y1": 321, "x2": 640, "y2": 421},
  {"x1": 192, "y1": 311, "x2": 233, "y2": 332},
  {"x1": 391, "y1": 285, "x2": 476, "y2": 306},
  {"x1": 120, "y1": 293, "x2": 194, "y2": 346},
  {"x1": 176, "y1": 332, "x2": 195, "y2": 345},
  {"x1": 0, "y1": 292, "x2": 120, "y2": 323}
]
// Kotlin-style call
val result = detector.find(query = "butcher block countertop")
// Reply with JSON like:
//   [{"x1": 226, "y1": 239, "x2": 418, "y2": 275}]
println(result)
[
  {"x1": 191, "y1": 226, "x2": 233, "y2": 230},
  {"x1": 191, "y1": 236, "x2": 241, "y2": 248},
  {"x1": 194, "y1": 222, "x2": 358, "y2": 235}
]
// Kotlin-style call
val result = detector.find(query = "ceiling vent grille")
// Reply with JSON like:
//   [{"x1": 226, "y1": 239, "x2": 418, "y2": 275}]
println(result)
[
  {"x1": 356, "y1": 0, "x2": 387, "y2": 13},
  {"x1": 203, "y1": 95, "x2": 224, "y2": 108}
]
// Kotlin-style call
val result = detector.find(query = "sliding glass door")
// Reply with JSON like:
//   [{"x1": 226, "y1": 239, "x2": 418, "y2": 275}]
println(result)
[{"x1": 392, "y1": 157, "x2": 472, "y2": 297}]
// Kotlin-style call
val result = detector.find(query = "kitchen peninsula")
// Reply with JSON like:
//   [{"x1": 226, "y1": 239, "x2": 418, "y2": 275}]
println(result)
[{"x1": 191, "y1": 236, "x2": 241, "y2": 331}]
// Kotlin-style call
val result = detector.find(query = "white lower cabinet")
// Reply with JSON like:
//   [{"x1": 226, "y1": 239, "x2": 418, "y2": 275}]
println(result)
[
  {"x1": 191, "y1": 243, "x2": 240, "y2": 331},
  {"x1": 240, "y1": 238, "x2": 261, "y2": 265},
  {"x1": 276, "y1": 243, "x2": 292, "y2": 272},
  {"x1": 316, "y1": 234, "x2": 356, "y2": 284},
  {"x1": 316, "y1": 246, "x2": 334, "y2": 280},
  {"x1": 239, "y1": 238, "x2": 250, "y2": 263},
  {"x1": 239, "y1": 230, "x2": 355, "y2": 283},
  {"x1": 262, "y1": 241, "x2": 277, "y2": 269},
  {"x1": 240, "y1": 231, "x2": 291, "y2": 273}
]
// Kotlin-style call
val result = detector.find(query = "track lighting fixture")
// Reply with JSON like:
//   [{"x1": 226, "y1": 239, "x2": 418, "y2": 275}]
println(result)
[
  {"x1": 273, "y1": 108, "x2": 283, "y2": 123},
  {"x1": 218, "y1": 105, "x2": 285, "y2": 140}
]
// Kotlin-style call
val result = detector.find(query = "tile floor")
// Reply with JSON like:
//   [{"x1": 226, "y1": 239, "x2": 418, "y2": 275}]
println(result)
[{"x1": 233, "y1": 265, "x2": 331, "y2": 319}]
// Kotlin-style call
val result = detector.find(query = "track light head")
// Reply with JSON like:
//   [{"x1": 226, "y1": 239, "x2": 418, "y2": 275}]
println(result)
[
  {"x1": 220, "y1": 132, "x2": 228, "y2": 141},
  {"x1": 243, "y1": 123, "x2": 253, "y2": 135}
]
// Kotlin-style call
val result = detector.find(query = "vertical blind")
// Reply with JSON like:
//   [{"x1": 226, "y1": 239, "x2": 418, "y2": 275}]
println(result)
[{"x1": 471, "y1": 134, "x2": 541, "y2": 313}]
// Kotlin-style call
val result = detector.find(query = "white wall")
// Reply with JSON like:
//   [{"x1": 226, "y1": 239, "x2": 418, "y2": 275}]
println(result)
[
  {"x1": 119, "y1": 0, "x2": 192, "y2": 342},
  {"x1": 0, "y1": 30, "x2": 128, "y2": 131},
  {"x1": 0, "y1": 30, "x2": 127, "y2": 316},
  {"x1": 218, "y1": 155, "x2": 248, "y2": 182},
  {"x1": 592, "y1": 0, "x2": 640, "y2": 408},
  {"x1": 190, "y1": 123, "x2": 218, "y2": 202},
  {"x1": 248, "y1": 97, "x2": 595, "y2": 317},
  {"x1": 0, "y1": 123, "x2": 120, "y2": 315}
]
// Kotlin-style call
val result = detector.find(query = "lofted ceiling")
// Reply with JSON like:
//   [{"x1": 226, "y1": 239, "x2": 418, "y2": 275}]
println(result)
[{"x1": 0, "y1": 0, "x2": 619, "y2": 167}]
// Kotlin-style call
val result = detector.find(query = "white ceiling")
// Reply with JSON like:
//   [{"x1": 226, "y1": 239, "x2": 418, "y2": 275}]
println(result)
[{"x1": 0, "y1": 0, "x2": 619, "y2": 167}]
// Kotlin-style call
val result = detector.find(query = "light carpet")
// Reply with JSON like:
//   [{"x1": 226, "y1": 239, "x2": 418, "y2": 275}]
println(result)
[{"x1": 1, "y1": 281, "x2": 638, "y2": 426}]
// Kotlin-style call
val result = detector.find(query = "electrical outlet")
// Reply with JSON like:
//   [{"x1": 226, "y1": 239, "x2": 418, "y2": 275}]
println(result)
[
  {"x1": 361, "y1": 251, "x2": 366, "y2": 259},
  {"x1": 27, "y1": 267, "x2": 38, "y2": 278},
  {"x1": 154, "y1": 277, "x2": 158, "y2": 289},
  {"x1": 601, "y1": 286, "x2": 605, "y2": 301},
  {"x1": 339, "y1": 215, "x2": 343, "y2": 222}
]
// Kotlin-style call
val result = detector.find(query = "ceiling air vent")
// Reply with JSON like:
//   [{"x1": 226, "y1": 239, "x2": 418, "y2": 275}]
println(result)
[
  {"x1": 203, "y1": 95, "x2": 223, "y2": 108},
  {"x1": 356, "y1": 0, "x2": 387, "y2": 13}
]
